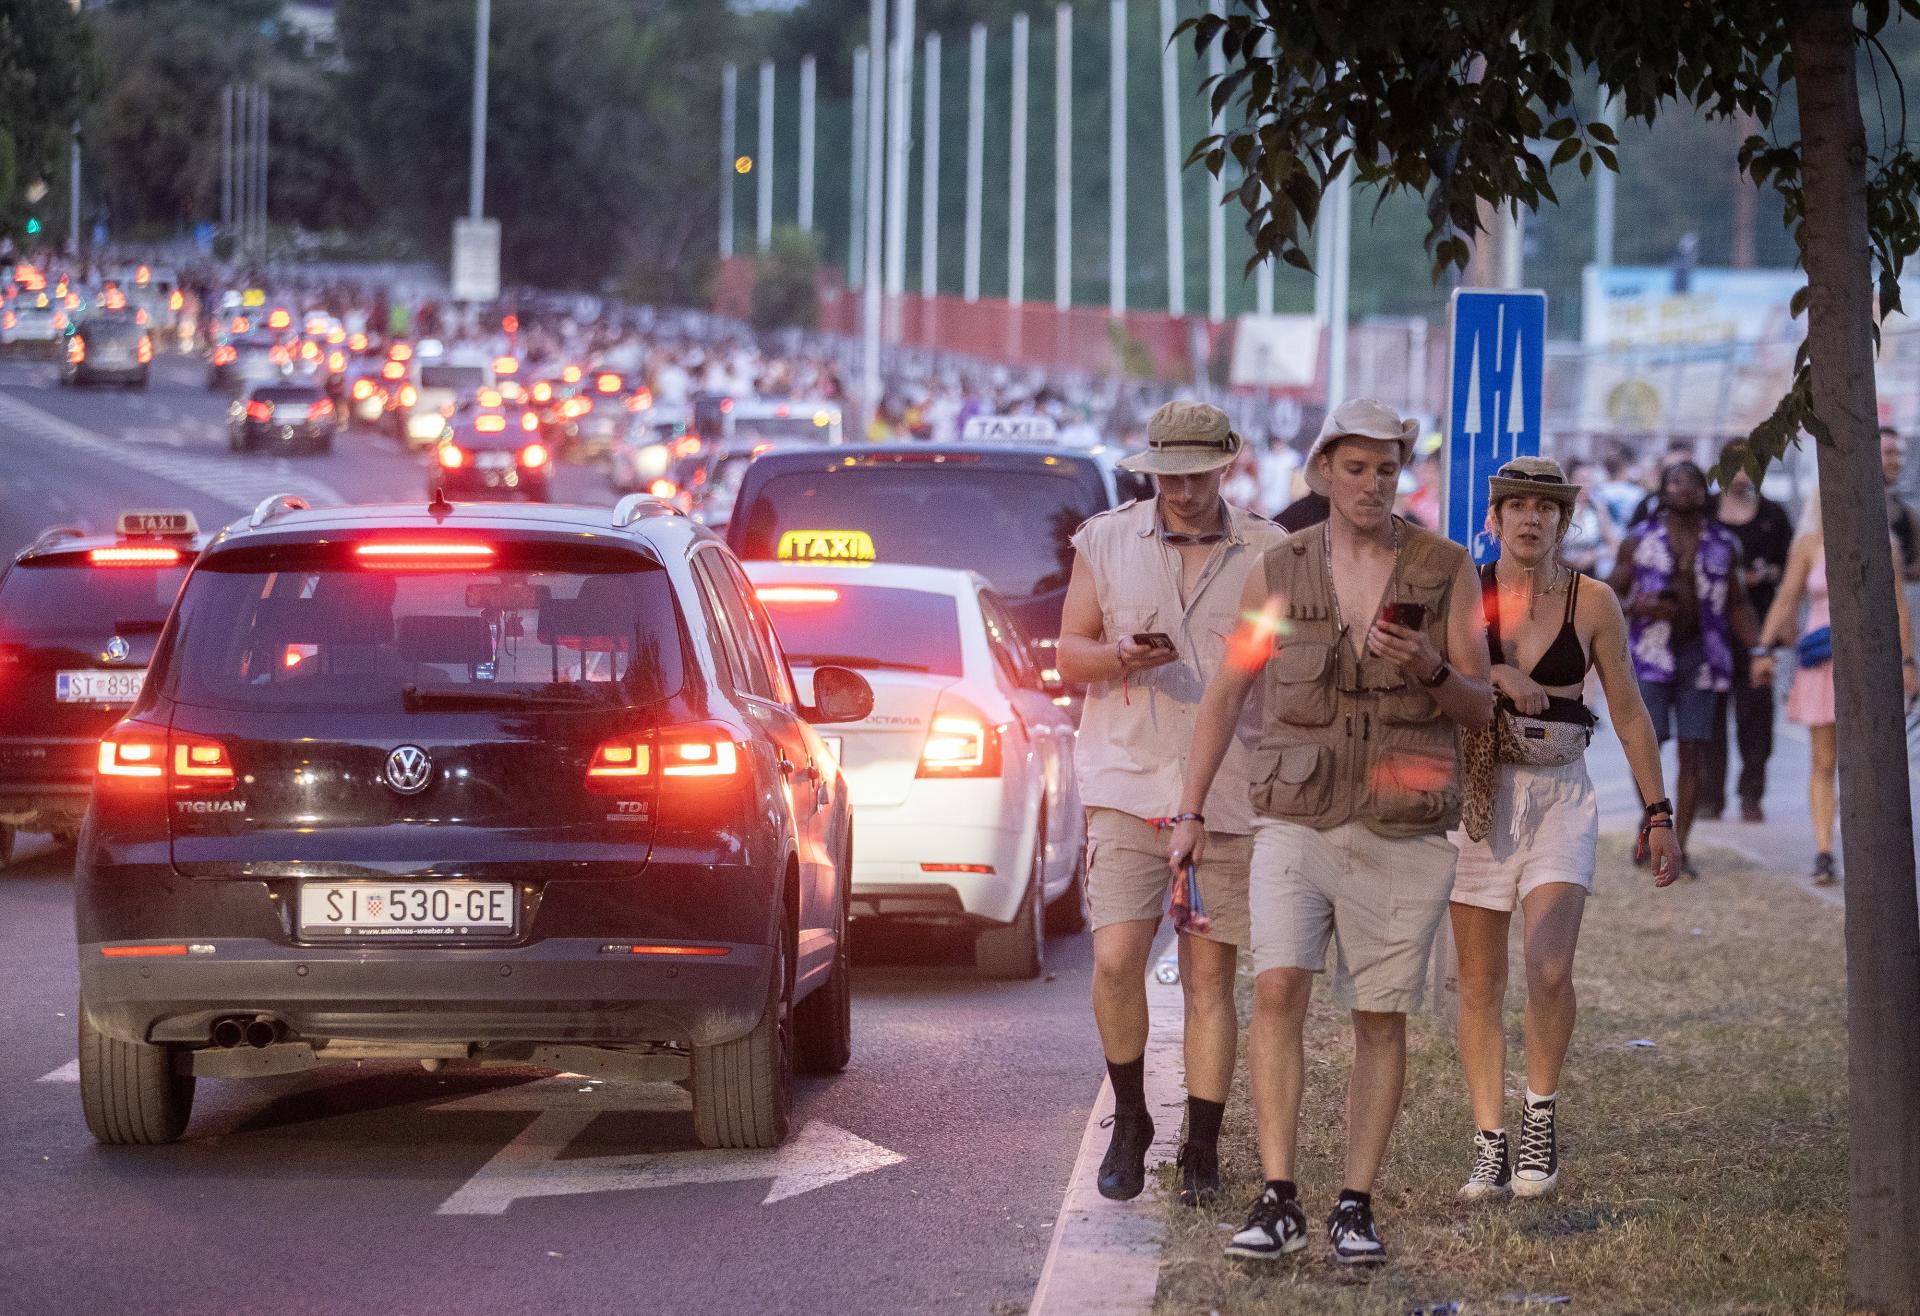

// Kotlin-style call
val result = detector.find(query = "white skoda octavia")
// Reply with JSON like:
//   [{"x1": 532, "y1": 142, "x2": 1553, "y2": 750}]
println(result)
[{"x1": 746, "y1": 561, "x2": 1086, "y2": 978}]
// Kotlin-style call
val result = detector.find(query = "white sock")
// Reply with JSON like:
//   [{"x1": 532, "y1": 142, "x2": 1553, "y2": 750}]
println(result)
[
  {"x1": 1525, "y1": 1088, "x2": 1557, "y2": 1109},
  {"x1": 1479, "y1": 1126, "x2": 1506, "y2": 1137}
]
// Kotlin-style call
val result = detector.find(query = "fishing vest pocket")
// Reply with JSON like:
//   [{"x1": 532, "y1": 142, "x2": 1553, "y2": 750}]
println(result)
[
  {"x1": 1366, "y1": 746, "x2": 1460, "y2": 831},
  {"x1": 1266, "y1": 641, "x2": 1337, "y2": 726},
  {"x1": 1252, "y1": 741, "x2": 1333, "y2": 818}
]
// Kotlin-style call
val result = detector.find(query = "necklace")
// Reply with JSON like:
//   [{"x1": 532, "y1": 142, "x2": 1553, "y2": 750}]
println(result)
[
  {"x1": 1496, "y1": 559, "x2": 1564, "y2": 619},
  {"x1": 1324, "y1": 514, "x2": 1400, "y2": 642}
]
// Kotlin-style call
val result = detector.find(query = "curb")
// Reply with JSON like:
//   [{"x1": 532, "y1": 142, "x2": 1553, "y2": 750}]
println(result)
[{"x1": 1030, "y1": 943, "x2": 1186, "y2": 1316}]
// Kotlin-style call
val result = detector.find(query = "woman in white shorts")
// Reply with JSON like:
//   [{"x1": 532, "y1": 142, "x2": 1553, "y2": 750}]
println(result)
[{"x1": 1450, "y1": 458, "x2": 1679, "y2": 1203}]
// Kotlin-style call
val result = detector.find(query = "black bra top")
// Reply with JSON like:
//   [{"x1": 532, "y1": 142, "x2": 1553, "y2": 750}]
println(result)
[{"x1": 1481, "y1": 563, "x2": 1592, "y2": 688}]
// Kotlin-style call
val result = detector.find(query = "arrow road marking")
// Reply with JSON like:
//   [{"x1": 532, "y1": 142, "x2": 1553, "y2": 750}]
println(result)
[{"x1": 431, "y1": 1077, "x2": 905, "y2": 1215}]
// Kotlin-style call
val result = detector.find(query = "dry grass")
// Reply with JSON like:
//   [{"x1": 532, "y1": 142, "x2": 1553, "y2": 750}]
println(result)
[{"x1": 1152, "y1": 836, "x2": 1847, "y2": 1316}]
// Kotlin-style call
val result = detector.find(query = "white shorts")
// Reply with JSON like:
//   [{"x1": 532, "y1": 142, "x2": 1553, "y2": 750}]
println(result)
[{"x1": 1449, "y1": 757, "x2": 1599, "y2": 913}]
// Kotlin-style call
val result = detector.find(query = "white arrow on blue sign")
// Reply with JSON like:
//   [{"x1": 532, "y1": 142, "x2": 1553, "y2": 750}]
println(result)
[{"x1": 1444, "y1": 288, "x2": 1547, "y2": 564}]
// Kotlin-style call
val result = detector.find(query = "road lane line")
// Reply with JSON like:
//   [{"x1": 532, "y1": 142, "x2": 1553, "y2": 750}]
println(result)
[
  {"x1": 38, "y1": 1060, "x2": 79, "y2": 1082},
  {"x1": 1029, "y1": 943, "x2": 1186, "y2": 1316}
]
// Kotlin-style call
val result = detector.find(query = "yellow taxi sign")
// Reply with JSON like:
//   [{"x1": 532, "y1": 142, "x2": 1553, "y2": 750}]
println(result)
[
  {"x1": 117, "y1": 510, "x2": 200, "y2": 539},
  {"x1": 777, "y1": 529, "x2": 876, "y2": 563},
  {"x1": 242, "y1": 288, "x2": 267, "y2": 308}
]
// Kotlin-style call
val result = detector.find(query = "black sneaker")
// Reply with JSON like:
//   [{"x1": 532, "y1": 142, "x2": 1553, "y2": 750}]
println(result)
[
  {"x1": 1327, "y1": 1195, "x2": 1386, "y2": 1265},
  {"x1": 1512, "y1": 1098, "x2": 1559, "y2": 1198},
  {"x1": 1224, "y1": 1186, "x2": 1308, "y2": 1260},
  {"x1": 1457, "y1": 1128, "x2": 1511, "y2": 1202},
  {"x1": 1813, "y1": 852, "x2": 1838, "y2": 886},
  {"x1": 1176, "y1": 1140, "x2": 1220, "y2": 1207},
  {"x1": 1096, "y1": 1111, "x2": 1154, "y2": 1201}
]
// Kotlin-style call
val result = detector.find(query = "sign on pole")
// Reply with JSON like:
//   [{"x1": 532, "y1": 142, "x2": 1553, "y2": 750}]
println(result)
[
  {"x1": 1445, "y1": 288, "x2": 1546, "y2": 564},
  {"x1": 451, "y1": 218, "x2": 501, "y2": 304}
]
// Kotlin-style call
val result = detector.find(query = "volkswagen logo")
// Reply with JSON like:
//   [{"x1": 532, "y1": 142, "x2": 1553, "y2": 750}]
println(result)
[
  {"x1": 383, "y1": 745, "x2": 434, "y2": 795},
  {"x1": 105, "y1": 636, "x2": 131, "y2": 663}
]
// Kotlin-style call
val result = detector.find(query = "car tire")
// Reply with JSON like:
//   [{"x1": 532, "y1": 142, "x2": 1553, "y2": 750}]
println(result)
[
  {"x1": 691, "y1": 934, "x2": 793, "y2": 1148},
  {"x1": 78, "y1": 1006, "x2": 194, "y2": 1145},
  {"x1": 1045, "y1": 841, "x2": 1090, "y2": 936},
  {"x1": 795, "y1": 841, "x2": 853, "y2": 1074},
  {"x1": 975, "y1": 822, "x2": 1046, "y2": 980}
]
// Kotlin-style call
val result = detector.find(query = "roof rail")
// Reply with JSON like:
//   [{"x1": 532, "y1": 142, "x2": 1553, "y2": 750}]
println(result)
[
  {"x1": 249, "y1": 493, "x2": 311, "y2": 528},
  {"x1": 612, "y1": 493, "x2": 680, "y2": 528},
  {"x1": 26, "y1": 525, "x2": 89, "y2": 553}
]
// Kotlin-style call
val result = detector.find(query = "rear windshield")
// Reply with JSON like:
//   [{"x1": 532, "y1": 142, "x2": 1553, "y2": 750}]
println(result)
[
  {"x1": 167, "y1": 562, "x2": 686, "y2": 712},
  {"x1": 734, "y1": 460, "x2": 1105, "y2": 600},
  {"x1": 250, "y1": 387, "x2": 325, "y2": 405},
  {"x1": 757, "y1": 584, "x2": 963, "y2": 676},
  {"x1": 78, "y1": 319, "x2": 142, "y2": 343},
  {"x1": 0, "y1": 560, "x2": 190, "y2": 640},
  {"x1": 420, "y1": 365, "x2": 488, "y2": 391},
  {"x1": 732, "y1": 415, "x2": 836, "y2": 445}
]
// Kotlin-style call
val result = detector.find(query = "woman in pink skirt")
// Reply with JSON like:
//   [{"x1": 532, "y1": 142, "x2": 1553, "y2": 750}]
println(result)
[{"x1": 1752, "y1": 500, "x2": 1918, "y2": 883}]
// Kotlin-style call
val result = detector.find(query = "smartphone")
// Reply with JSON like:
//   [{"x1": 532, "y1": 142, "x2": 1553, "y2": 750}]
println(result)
[
  {"x1": 1130, "y1": 631, "x2": 1176, "y2": 652},
  {"x1": 1380, "y1": 601, "x2": 1427, "y2": 631}
]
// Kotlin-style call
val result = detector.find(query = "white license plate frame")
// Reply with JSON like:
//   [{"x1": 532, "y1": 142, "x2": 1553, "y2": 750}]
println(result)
[
  {"x1": 297, "y1": 882, "x2": 518, "y2": 938},
  {"x1": 56, "y1": 669, "x2": 145, "y2": 704}
]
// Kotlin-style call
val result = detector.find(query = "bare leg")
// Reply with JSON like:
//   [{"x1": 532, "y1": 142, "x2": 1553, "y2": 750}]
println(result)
[
  {"x1": 1091, "y1": 919, "x2": 1160, "y2": 1063},
  {"x1": 1343, "y1": 1010, "x2": 1408, "y2": 1193},
  {"x1": 1178, "y1": 932, "x2": 1239, "y2": 1104},
  {"x1": 1450, "y1": 901, "x2": 1513, "y2": 1131},
  {"x1": 1675, "y1": 741, "x2": 1702, "y2": 857},
  {"x1": 1248, "y1": 967, "x2": 1312, "y2": 1181},
  {"x1": 1808, "y1": 724, "x2": 1838, "y2": 855},
  {"x1": 1519, "y1": 883, "x2": 1588, "y2": 1098}
]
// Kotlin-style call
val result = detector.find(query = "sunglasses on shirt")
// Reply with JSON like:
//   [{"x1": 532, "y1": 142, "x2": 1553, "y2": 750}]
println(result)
[{"x1": 1160, "y1": 528, "x2": 1227, "y2": 545}]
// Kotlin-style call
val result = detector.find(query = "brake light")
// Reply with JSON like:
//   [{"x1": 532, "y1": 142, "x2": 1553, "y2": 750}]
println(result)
[
  {"x1": 231, "y1": 316, "x2": 250, "y2": 334},
  {"x1": 391, "y1": 343, "x2": 414, "y2": 361},
  {"x1": 212, "y1": 344, "x2": 236, "y2": 365},
  {"x1": 67, "y1": 335, "x2": 85, "y2": 364},
  {"x1": 170, "y1": 290, "x2": 186, "y2": 311},
  {"x1": 172, "y1": 735, "x2": 235, "y2": 790},
  {"x1": 917, "y1": 695, "x2": 1002, "y2": 778},
  {"x1": 532, "y1": 381, "x2": 553, "y2": 403},
  {"x1": 267, "y1": 309, "x2": 290, "y2": 329},
  {"x1": 597, "y1": 373, "x2": 620, "y2": 393},
  {"x1": 2, "y1": 311, "x2": 14, "y2": 330},
  {"x1": 437, "y1": 444, "x2": 467, "y2": 469},
  {"x1": 137, "y1": 336, "x2": 153, "y2": 364},
  {"x1": 353, "y1": 378, "x2": 375, "y2": 400},
  {"x1": 519, "y1": 442, "x2": 549, "y2": 468},
  {"x1": 756, "y1": 586, "x2": 840, "y2": 605},
  {"x1": 382, "y1": 360, "x2": 406, "y2": 380},
  {"x1": 670, "y1": 436, "x2": 702, "y2": 459},
  {"x1": 399, "y1": 385, "x2": 418, "y2": 407},
  {"x1": 478, "y1": 387, "x2": 502, "y2": 408},
  {"x1": 474, "y1": 413, "x2": 507, "y2": 433},
  {"x1": 349, "y1": 332, "x2": 368, "y2": 352},
  {"x1": 561, "y1": 364, "x2": 582, "y2": 384},
  {"x1": 98, "y1": 725, "x2": 165, "y2": 782},
  {"x1": 327, "y1": 327, "x2": 346, "y2": 345},
  {"x1": 661, "y1": 735, "x2": 738, "y2": 778},
  {"x1": 309, "y1": 398, "x2": 334, "y2": 419},
  {"x1": 585, "y1": 740, "x2": 651, "y2": 790},
  {"x1": 720, "y1": 398, "x2": 734, "y2": 413},
  {"x1": 354, "y1": 541, "x2": 496, "y2": 568},
  {"x1": 328, "y1": 350, "x2": 345, "y2": 372},
  {"x1": 300, "y1": 340, "x2": 320, "y2": 361},
  {"x1": 520, "y1": 411, "x2": 540, "y2": 432},
  {"x1": 494, "y1": 355, "x2": 518, "y2": 374},
  {"x1": 89, "y1": 546, "x2": 182, "y2": 566},
  {"x1": 648, "y1": 479, "x2": 677, "y2": 498},
  {"x1": 246, "y1": 399, "x2": 273, "y2": 422},
  {"x1": 502, "y1": 314, "x2": 519, "y2": 334}
]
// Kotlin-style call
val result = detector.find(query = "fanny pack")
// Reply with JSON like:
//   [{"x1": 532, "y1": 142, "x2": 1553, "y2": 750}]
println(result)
[
  {"x1": 1796, "y1": 625, "x2": 1833, "y2": 668},
  {"x1": 1495, "y1": 694, "x2": 1597, "y2": 767}
]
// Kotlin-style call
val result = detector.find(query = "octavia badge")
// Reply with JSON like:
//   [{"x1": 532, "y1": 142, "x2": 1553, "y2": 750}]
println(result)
[
  {"x1": 105, "y1": 636, "x2": 131, "y2": 663},
  {"x1": 384, "y1": 745, "x2": 434, "y2": 795}
]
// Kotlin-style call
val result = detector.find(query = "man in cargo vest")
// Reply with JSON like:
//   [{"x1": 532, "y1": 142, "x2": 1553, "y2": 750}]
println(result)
[
  {"x1": 1168, "y1": 399, "x2": 1493, "y2": 1267},
  {"x1": 1056, "y1": 400, "x2": 1286, "y2": 1209}
]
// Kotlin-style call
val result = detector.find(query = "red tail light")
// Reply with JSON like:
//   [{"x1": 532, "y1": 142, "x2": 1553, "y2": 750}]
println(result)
[
  {"x1": 474, "y1": 413, "x2": 507, "y2": 433},
  {"x1": 584, "y1": 726, "x2": 741, "y2": 792},
  {"x1": 757, "y1": 586, "x2": 840, "y2": 605},
  {"x1": 172, "y1": 734, "x2": 236, "y2": 791},
  {"x1": 67, "y1": 335, "x2": 85, "y2": 364},
  {"x1": 437, "y1": 444, "x2": 467, "y2": 469},
  {"x1": 98, "y1": 724, "x2": 234, "y2": 793},
  {"x1": 328, "y1": 350, "x2": 346, "y2": 372},
  {"x1": 648, "y1": 479, "x2": 677, "y2": 498},
  {"x1": 661, "y1": 734, "x2": 739, "y2": 778},
  {"x1": 519, "y1": 442, "x2": 549, "y2": 468},
  {"x1": 390, "y1": 343, "x2": 414, "y2": 361},
  {"x1": 381, "y1": 360, "x2": 406, "y2": 381},
  {"x1": 212, "y1": 345, "x2": 236, "y2": 365},
  {"x1": 917, "y1": 694, "x2": 1002, "y2": 778},
  {"x1": 494, "y1": 355, "x2": 519, "y2": 374},
  {"x1": 398, "y1": 385, "x2": 418, "y2": 407},
  {"x1": 520, "y1": 411, "x2": 540, "y2": 432},
  {"x1": 585, "y1": 740, "x2": 651, "y2": 791},
  {"x1": 246, "y1": 399, "x2": 273, "y2": 422},
  {"x1": 354, "y1": 540, "x2": 495, "y2": 568},
  {"x1": 352, "y1": 379, "x2": 375, "y2": 400},
  {"x1": 532, "y1": 381, "x2": 553, "y2": 403},
  {"x1": 137, "y1": 336, "x2": 154, "y2": 364},
  {"x1": 309, "y1": 398, "x2": 334, "y2": 419},
  {"x1": 89, "y1": 546, "x2": 182, "y2": 566}
]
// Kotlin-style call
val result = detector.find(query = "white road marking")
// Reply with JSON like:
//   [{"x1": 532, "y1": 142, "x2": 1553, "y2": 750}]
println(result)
[
  {"x1": 38, "y1": 1060, "x2": 79, "y2": 1083},
  {"x1": 431, "y1": 1075, "x2": 904, "y2": 1215}
]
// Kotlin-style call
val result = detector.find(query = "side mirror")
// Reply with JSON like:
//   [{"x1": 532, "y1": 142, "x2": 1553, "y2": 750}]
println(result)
[{"x1": 805, "y1": 665, "x2": 874, "y2": 724}]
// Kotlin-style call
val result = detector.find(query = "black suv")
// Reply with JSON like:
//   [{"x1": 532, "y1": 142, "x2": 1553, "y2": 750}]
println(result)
[
  {"x1": 0, "y1": 513, "x2": 205, "y2": 863},
  {"x1": 76, "y1": 494, "x2": 873, "y2": 1149}
]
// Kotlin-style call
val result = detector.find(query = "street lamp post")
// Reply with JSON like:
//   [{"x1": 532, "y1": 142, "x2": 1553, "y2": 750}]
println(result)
[{"x1": 469, "y1": 0, "x2": 490, "y2": 220}]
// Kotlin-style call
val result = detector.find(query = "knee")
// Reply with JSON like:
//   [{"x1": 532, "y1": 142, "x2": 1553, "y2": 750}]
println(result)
[
  {"x1": 1456, "y1": 964, "x2": 1508, "y2": 1011},
  {"x1": 1350, "y1": 1010, "x2": 1406, "y2": 1048},
  {"x1": 1091, "y1": 943, "x2": 1148, "y2": 995},
  {"x1": 1253, "y1": 968, "x2": 1312, "y2": 1022},
  {"x1": 1526, "y1": 955, "x2": 1575, "y2": 1001}
]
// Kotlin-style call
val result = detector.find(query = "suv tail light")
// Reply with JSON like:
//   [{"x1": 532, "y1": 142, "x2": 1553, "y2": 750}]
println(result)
[
  {"x1": 137, "y1": 336, "x2": 154, "y2": 364},
  {"x1": 98, "y1": 723, "x2": 235, "y2": 793},
  {"x1": 172, "y1": 734, "x2": 236, "y2": 790},
  {"x1": 67, "y1": 335, "x2": 85, "y2": 364},
  {"x1": 352, "y1": 378, "x2": 375, "y2": 400},
  {"x1": 89, "y1": 545, "x2": 182, "y2": 566},
  {"x1": 584, "y1": 725, "x2": 741, "y2": 793},
  {"x1": 437, "y1": 443, "x2": 467, "y2": 470},
  {"x1": 917, "y1": 694, "x2": 1002, "y2": 778},
  {"x1": 246, "y1": 399, "x2": 273, "y2": 422},
  {"x1": 519, "y1": 442, "x2": 548, "y2": 468}
]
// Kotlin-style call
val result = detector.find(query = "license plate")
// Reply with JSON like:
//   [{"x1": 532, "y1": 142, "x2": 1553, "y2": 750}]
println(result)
[
  {"x1": 298, "y1": 882, "x2": 517, "y2": 938},
  {"x1": 477, "y1": 450, "x2": 514, "y2": 468},
  {"x1": 56, "y1": 670, "x2": 145, "y2": 704}
]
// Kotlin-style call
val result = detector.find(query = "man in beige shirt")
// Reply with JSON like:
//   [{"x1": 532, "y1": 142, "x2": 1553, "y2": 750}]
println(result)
[{"x1": 1056, "y1": 401, "x2": 1285, "y2": 1207}]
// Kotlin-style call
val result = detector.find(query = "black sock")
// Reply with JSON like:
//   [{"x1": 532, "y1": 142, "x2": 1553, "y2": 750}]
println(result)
[
  {"x1": 1338, "y1": 1188, "x2": 1371, "y2": 1208},
  {"x1": 1107, "y1": 1057, "x2": 1147, "y2": 1118},
  {"x1": 1186, "y1": 1096, "x2": 1225, "y2": 1147},
  {"x1": 1265, "y1": 1178, "x2": 1298, "y2": 1202}
]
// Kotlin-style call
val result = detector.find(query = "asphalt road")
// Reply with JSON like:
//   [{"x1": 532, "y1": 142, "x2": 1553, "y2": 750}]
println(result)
[{"x1": 0, "y1": 352, "x2": 1101, "y2": 1316}]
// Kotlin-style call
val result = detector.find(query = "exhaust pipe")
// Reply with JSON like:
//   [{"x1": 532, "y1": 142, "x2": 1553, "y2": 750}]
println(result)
[
  {"x1": 244, "y1": 1016, "x2": 284, "y2": 1049},
  {"x1": 211, "y1": 1017, "x2": 246, "y2": 1049}
]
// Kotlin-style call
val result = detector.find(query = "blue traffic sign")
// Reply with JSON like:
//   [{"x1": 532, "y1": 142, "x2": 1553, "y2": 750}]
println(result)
[{"x1": 1445, "y1": 288, "x2": 1547, "y2": 564}]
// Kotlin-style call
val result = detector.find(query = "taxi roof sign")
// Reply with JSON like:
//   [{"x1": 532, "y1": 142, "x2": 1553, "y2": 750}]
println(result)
[
  {"x1": 776, "y1": 529, "x2": 876, "y2": 564},
  {"x1": 241, "y1": 288, "x2": 267, "y2": 308},
  {"x1": 116, "y1": 510, "x2": 200, "y2": 539},
  {"x1": 961, "y1": 414, "x2": 1059, "y2": 445}
]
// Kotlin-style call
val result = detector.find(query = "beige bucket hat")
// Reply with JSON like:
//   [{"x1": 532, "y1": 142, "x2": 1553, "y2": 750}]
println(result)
[
  {"x1": 1304, "y1": 398, "x2": 1420, "y2": 494},
  {"x1": 1117, "y1": 401, "x2": 1243, "y2": 475},
  {"x1": 1487, "y1": 454, "x2": 1581, "y2": 513}
]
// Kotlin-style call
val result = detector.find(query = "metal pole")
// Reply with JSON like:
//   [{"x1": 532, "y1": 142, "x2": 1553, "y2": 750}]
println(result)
[
  {"x1": 862, "y1": 0, "x2": 889, "y2": 432},
  {"x1": 1054, "y1": 4, "x2": 1072, "y2": 311},
  {"x1": 798, "y1": 56, "x2": 817, "y2": 232},
  {"x1": 884, "y1": 0, "x2": 915, "y2": 311},
  {"x1": 233, "y1": 85, "x2": 248, "y2": 255},
  {"x1": 68, "y1": 121, "x2": 81, "y2": 256},
  {"x1": 757, "y1": 60, "x2": 775, "y2": 252},
  {"x1": 1007, "y1": 13, "x2": 1029, "y2": 309},
  {"x1": 469, "y1": 0, "x2": 489, "y2": 219},
  {"x1": 1109, "y1": 0, "x2": 1128, "y2": 317},
  {"x1": 220, "y1": 85, "x2": 233, "y2": 236},
  {"x1": 258, "y1": 86, "x2": 269, "y2": 253},
  {"x1": 921, "y1": 32, "x2": 941, "y2": 297},
  {"x1": 849, "y1": 48, "x2": 867, "y2": 282},
  {"x1": 1205, "y1": 3, "x2": 1224, "y2": 323},
  {"x1": 1594, "y1": 92, "x2": 1620, "y2": 270},
  {"x1": 1158, "y1": 0, "x2": 1185, "y2": 317},
  {"x1": 963, "y1": 24, "x2": 986, "y2": 304},
  {"x1": 1327, "y1": 161, "x2": 1352, "y2": 406},
  {"x1": 720, "y1": 64, "x2": 737, "y2": 260}
]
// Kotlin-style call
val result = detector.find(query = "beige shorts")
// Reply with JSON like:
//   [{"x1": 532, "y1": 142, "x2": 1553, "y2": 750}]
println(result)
[
  {"x1": 1449, "y1": 757, "x2": 1599, "y2": 913},
  {"x1": 1249, "y1": 818, "x2": 1458, "y2": 1013},
  {"x1": 1085, "y1": 806, "x2": 1251, "y2": 947}
]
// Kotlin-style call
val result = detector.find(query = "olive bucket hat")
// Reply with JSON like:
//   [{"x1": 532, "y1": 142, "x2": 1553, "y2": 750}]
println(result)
[
  {"x1": 1304, "y1": 398, "x2": 1421, "y2": 494},
  {"x1": 1117, "y1": 401, "x2": 1244, "y2": 475}
]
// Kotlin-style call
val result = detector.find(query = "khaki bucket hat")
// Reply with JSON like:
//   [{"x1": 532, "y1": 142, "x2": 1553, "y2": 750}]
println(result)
[
  {"x1": 1487, "y1": 454, "x2": 1581, "y2": 513},
  {"x1": 1117, "y1": 401, "x2": 1243, "y2": 475},
  {"x1": 1305, "y1": 398, "x2": 1420, "y2": 494}
]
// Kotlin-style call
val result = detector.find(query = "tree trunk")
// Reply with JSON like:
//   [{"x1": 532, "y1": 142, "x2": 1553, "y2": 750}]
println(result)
[{"x1": 1790, "y1": 5, "x2": 1920, "y2": 1312}]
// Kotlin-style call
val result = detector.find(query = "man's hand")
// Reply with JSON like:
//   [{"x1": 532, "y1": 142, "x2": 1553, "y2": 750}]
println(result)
[
  {"x1": 1492, "y1": 664, "x2": 1549, "y2": 714},
  {"x1": 1367, "y1": 618, "x2": 1443, "y2": 682},
  {"x1": 1166, "y1": 818, "x2": 1206, "y2": 879},
  {"x1": 1116, "y1": 636, "x2": 1180, "y2": 674}
]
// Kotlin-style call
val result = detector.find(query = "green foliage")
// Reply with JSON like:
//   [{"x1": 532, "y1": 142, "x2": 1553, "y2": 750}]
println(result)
[
  {"x1": 0, "y1": 0, "x2": 97, "y2": 238},
  {"x1": 751, "y1": 226, "x2": 822, "y2": 331},
  {"x1": 1182, "y1": 0, "x2": 1920, "y2": 474}
]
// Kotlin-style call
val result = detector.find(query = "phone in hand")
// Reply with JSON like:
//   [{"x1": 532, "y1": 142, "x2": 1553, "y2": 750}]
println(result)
[
  {"x1": 1380, "y1": 601, "x2": 1427, "y2": 631},
  {"x1": 1130, "y1": 631, "x2": 1176, "y2": 652}
]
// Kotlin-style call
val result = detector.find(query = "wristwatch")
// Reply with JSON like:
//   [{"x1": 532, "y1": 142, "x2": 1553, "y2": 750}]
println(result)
[{"x1": 1420, "y1": 660, "x2": 1452, "y2": 689}]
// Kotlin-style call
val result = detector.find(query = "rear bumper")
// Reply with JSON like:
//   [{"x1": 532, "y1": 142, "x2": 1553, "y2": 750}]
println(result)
[
  {"x1": 70, "y1": 363, "x2": 147, "y2": 383},
  {"x1": 243, "y1": 420, "x2": 333, "y2": 449},
  {"x1": 852, "y1": 814, "x2": 1027, "y2": 923},
  {"x1": 80, "y1": 936, "x2": 774, "y2": 1050},
  {"x1": 0, "y1": 783, "x2": 89, "y2": 829}
]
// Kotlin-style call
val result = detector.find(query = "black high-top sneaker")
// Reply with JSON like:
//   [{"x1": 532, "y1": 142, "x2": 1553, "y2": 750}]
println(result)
[
  {"x1": 1457, "y1": 1128, "x2": 1512, "y2": 1202},
  {"x1": 1512, "y1": 1096, "x2": 1560, "y2": 1198}
]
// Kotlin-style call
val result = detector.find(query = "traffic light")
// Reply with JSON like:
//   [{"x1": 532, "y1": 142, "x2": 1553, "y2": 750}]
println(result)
[{"x1": 24, "y1": 217, "x2": 42, "y2": 236}]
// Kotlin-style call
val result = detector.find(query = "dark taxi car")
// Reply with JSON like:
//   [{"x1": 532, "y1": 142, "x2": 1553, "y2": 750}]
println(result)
[
  {"x1": 0, "y1": 513, "x2": 204, "y2": 863},
  {"x1": 228, "y1": 382, "x2": 337, "y2": 455},
  {"x1": 432, "y1": 410, "x2": 551, "y2": 501},
  {"x1": 75, "y1": 494, "x2": 872, "y2": 1149}
]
